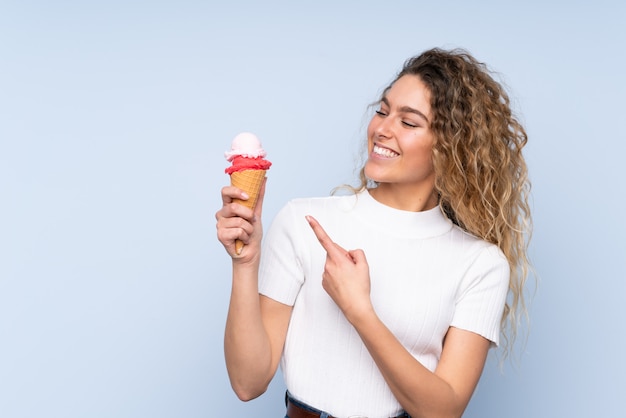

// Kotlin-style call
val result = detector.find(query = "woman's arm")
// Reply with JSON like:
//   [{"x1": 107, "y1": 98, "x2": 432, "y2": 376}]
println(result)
[
  {"x1": 224, "y1": 286, "x2": 292, "y2": 401},
  {"x1": 217, "y1": 182, "x2": 292, "y2": 401},
  {"x1": 306, "y1": 215, "x2": 491, "y2": 418},
  {"x1": 351, "y1": 312, "x2": 489, "y2": 418}
]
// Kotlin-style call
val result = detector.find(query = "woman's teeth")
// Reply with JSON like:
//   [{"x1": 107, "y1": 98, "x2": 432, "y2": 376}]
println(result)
[{"x1": 373, "y1": 145, "x2": 399, "y2": 158}]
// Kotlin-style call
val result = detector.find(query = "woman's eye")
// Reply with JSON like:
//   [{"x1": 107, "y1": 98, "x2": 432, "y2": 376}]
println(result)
[
  {"x1": 402, "y1": 121, "x2": 418, "y2": 128},
  {"x1": 375, "y1": 109, "x2": 387, "y2": 117}
]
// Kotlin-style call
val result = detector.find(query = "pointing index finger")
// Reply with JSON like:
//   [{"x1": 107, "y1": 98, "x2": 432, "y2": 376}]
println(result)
[{"x1": 305, "y1": 215, "x2": 339, "y2": 254}]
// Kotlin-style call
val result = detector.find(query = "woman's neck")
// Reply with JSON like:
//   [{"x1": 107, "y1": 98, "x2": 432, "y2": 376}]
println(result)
[{"x1": 368, "y1": 183, "x2": 438, "y2": 212}]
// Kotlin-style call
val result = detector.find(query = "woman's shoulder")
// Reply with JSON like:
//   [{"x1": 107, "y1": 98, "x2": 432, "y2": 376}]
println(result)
[{"x1": 448, "y1": 224, "x2": 507, "y2": 263}]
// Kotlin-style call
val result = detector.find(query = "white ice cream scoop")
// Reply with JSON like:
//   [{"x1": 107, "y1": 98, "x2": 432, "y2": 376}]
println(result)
[{"x1": 225, "y1": 132, "x2": 267, "y2": 161}]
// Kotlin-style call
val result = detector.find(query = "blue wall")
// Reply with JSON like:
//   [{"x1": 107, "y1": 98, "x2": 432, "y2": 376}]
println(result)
[{"x1": 1, "y1": 1, "x2": 625, "y2": 416}]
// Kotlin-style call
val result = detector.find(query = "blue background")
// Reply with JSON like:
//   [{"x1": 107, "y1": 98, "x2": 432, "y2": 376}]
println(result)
[{"x1": 1, "y1": 1, "x2": 625, "y2": 417}]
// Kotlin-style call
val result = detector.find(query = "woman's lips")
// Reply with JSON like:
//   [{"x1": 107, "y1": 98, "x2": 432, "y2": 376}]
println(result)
[{"x1": 372, "y1": 144, "x2": 399, "y2": 158}]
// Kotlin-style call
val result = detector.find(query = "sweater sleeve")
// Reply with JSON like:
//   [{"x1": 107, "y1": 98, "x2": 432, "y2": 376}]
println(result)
[
  {"x1": 450, "y1": 245, "x2": 510, "y2": 346},
  {"x1": 258, "y1": 201, "x2": 305, "y2": 305}
]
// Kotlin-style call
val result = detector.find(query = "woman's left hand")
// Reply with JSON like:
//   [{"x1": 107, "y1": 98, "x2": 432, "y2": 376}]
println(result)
[{"x1": 306, "y1": 215, "x2": 373, "y2": 322}]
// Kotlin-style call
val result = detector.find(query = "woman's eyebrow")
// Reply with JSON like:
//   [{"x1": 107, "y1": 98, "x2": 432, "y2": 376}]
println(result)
[{"x1": 381, "y1": 97, "x2": 430, "y2": 123}]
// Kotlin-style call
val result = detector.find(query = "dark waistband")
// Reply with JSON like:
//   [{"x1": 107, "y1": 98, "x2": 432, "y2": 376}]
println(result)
[{"x1": 285, "y1": 391, "x2": 410, "y2": 418}]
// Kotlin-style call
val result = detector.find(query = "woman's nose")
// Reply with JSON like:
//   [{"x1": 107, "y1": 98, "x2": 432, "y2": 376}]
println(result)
[{"x1": 375, "y1": 117, "x2": 393, "y2": 139}]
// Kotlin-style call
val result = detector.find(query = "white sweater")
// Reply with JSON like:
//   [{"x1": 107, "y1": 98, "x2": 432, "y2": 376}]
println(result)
[{"x1": 258, "y1": 190, "x2": 509, "y2": 418}]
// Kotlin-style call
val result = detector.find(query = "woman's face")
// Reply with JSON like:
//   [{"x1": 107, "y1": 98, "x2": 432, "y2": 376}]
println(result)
[{"x1": 365, "y1": 75, "x2": 436, "y2": 199}]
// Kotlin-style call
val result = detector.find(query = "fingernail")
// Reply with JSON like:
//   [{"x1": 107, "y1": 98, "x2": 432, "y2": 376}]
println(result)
[{"x1": 241, "y1": 192, "x2": 249, "y2": 199}]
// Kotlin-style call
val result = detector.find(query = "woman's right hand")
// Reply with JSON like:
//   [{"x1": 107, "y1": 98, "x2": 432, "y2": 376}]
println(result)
[{"x1": 215, "y1": 179, "x2": 266, "y2": 262}]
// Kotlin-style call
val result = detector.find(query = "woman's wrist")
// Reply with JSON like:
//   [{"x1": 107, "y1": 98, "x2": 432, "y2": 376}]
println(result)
[{"x1": 344, "y1": 300, "x2": 377, "y2": 328}]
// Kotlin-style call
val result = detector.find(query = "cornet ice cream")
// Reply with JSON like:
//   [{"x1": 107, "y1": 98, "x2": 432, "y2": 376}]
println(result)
[{"x1": 225, "y1": 132, "x2": 272, "y2": 254}]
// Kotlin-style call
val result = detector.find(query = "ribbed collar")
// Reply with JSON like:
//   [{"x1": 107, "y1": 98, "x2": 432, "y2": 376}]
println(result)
[{"x1": 347, "y1": 189, "x2": 453, "y2": 239}]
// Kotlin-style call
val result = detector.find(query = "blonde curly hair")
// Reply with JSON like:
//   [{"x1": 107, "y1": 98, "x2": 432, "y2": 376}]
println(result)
[{"x1": 350, "y1": 48, "x2": 533, "y2": 357}]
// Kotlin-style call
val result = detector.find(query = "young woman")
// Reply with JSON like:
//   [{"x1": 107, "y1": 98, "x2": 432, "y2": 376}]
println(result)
[{"x1": 216, "y1": 47, "x2": 532, "y2": 418}]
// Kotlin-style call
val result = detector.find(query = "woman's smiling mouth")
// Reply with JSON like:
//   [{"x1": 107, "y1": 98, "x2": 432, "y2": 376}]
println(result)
[{"x1": 372, "y1": 144, "x2": 399, "y2": 158}]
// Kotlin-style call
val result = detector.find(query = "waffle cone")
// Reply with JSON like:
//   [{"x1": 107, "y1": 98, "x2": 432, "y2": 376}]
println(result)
[{"x1": 230, "y1": 169, "x2": 266, "y2": 254}]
